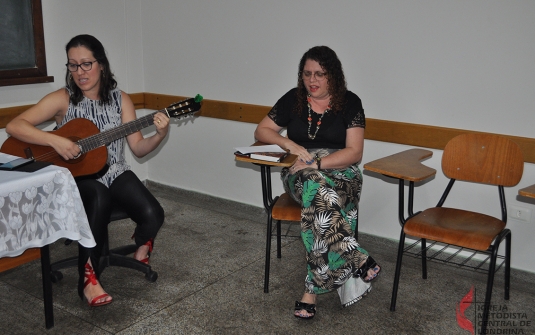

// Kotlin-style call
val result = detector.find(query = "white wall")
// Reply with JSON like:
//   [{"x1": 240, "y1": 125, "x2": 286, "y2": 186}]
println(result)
[{"x1": 1, "y1": 1, "x2": 534, "y2": 272}]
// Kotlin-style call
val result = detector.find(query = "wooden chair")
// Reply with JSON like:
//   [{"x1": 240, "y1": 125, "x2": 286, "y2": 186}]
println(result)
[
  {"x1": 236, "y1": 145, "x2": 359, "y2": 293},
  {"x1": 236, "y1": 150, "x2": 298, "y2": 293},
  {"x1": 364, "y1": 133, "x2": 523, "y2": 335},
  {"x1": 265, "y1": 192, "x2": 301, "y2": 292}
]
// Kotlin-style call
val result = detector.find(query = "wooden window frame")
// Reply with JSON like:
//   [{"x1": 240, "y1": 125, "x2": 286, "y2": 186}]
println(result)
[{"x1": 0, "y1": 0, "x2": 54, "y2": 87}]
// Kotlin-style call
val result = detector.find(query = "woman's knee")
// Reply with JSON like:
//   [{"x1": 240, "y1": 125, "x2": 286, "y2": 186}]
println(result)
[
  {"x1": 139, "y1": 202, "x2": 165, "y2": 229},
  {"x1": 150, "y1": 203, "x2": 165, "y2": 226}
]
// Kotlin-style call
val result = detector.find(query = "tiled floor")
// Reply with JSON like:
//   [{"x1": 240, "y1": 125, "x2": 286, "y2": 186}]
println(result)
[{"x1": 1, "y1": 182, "x2": 534, "y2": 334}]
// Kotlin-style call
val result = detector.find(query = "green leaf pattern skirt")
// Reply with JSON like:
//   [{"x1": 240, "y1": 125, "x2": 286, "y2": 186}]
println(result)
[{"x1": 281, "y1": 149, "x2": 372, "y2": 302}]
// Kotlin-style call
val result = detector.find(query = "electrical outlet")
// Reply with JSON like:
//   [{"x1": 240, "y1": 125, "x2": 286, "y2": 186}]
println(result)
[{"x1": 508, "y1": 205, "x2": 532, "y2": 222}]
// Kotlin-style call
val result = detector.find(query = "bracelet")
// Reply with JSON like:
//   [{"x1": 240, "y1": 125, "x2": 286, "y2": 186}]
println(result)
[{"x1": 315, "y1": 154, "x2": 322, "y2": 170}]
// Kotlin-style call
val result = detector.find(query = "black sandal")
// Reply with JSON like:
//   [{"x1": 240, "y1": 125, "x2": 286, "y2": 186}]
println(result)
[
  {"x1": 355, "y1": 256, "x2": 381, "y2": 283},
  {"x1": 294, "y1": 301, "x2": 316, "y2": 320}
]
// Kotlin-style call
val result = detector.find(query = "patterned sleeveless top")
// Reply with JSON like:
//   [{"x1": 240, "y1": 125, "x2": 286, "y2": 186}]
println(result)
[{"x1": 58, "y1": 87, "x2": 130, "y2": 187}]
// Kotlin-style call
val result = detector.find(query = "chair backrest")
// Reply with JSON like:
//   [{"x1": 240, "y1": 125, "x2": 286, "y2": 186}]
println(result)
[{"x1": 442, "y1": 133, "x2": 524, "y2": 186}]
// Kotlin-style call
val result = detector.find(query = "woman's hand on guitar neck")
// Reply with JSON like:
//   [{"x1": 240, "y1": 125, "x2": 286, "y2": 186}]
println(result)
[{"x1": 153, "y1": 112, "x2": 170, "y2": 138}]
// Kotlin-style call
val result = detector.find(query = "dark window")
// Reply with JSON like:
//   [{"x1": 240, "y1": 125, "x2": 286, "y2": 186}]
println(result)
[{"x1": 0, "y1": 0, "x2": 54, "y2": 86}]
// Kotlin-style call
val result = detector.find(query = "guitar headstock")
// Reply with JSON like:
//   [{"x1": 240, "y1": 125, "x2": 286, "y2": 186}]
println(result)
[{"x1": 165, "y1": 94, "x2": 203, "y2": 118}]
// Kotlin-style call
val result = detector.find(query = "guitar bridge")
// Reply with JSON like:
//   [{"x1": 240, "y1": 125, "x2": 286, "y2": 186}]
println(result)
[{"x1": 24, "y1": 147, "x2": 34, "y2": 159}]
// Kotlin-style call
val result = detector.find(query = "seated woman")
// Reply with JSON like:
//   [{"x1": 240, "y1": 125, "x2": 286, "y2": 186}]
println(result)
[
  {"x1": 6, "y1": 34, "x2": 167, "y2": 307},
  {"x1": 254, "y1": 46, "x2": 381, "y2": 319}
]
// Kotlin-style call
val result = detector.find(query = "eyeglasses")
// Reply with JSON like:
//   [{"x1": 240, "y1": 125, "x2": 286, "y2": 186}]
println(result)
[
  {"x1": 302, "y1": 70, "x2": 327, "y2": 82},
  {"x1": 66, "y1": 60, "x2": 98, "y2": 72}
]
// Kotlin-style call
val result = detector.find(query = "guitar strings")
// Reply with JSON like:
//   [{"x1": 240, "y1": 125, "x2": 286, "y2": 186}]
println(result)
[
  {"x1": 26, "y1": 99, "x2": 198, "y2": 167},
  {"x1": 28, "y1": 111, "x2": 160, "y2": 162}
]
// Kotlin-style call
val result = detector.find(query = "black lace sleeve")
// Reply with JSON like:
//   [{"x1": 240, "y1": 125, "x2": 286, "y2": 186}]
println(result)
[
  {"x1": 347, "y1": 109, "x2": 365, "y2": 128},
  {"x1": 267, "y1": 104, "x2": 280, "y2": 124},
  {"x1": 267, "y1": 88, "x2": 296, "y2": 127},
  {"x1": 344, "y1": 91, "x2": 366, "y2": 129}
]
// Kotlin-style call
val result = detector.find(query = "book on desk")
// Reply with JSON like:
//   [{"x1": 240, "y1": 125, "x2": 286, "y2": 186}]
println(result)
[{"x1": 234, "y1": 144, "x2": 289, "y2": 163}]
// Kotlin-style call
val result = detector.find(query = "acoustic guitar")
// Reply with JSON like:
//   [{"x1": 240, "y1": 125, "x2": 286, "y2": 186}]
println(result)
[{"x1": 0, "y1": 95, "x2": 203, "y2": 177}]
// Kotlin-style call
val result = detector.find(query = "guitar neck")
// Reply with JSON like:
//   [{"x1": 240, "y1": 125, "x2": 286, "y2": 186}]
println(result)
[{"x1": 76, "y1": 110, "x2": 163, "y2": 153}]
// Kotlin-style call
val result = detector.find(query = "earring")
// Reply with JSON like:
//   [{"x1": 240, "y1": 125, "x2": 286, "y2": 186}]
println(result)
[{"x1": 67, "y1": 73, "x2": 74, "y2": 90}]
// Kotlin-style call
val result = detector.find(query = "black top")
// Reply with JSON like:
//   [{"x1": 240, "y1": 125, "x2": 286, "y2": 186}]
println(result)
[{"x1": 268, "y1": 88, "x2": 365, "y2": 149}]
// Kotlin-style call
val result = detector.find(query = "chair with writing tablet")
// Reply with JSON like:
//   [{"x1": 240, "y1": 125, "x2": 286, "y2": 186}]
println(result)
[
  {"x1": 364, "y1": 133, "x2": 523, "y2": 335},
  {"x1": 236, "y1": 142, "x2": 359, "y2": 293}
]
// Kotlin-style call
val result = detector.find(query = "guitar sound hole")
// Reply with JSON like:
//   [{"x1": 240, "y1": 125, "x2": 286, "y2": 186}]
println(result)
[{"x1": 68, "y1": 152, "x2": 85, "y2": 164}]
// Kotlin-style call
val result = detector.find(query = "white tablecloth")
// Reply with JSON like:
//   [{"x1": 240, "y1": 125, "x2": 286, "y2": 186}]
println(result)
[{"x1": 0, "y1": 153, "x2": 95, "y2": 257}]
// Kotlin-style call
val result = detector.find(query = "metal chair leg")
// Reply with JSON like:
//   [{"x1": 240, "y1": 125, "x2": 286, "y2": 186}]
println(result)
[
  {"x1": 479, "y1": 229, "x2": 510, "y2": 335},
  {"x1": 480, "y1": 252, "x2": 497, "y2": 334},
  {"x1": 421, "y1": 238, "x2": 427, "y2": 279},
  {"x1": 276, "y1": 219, "x2": 282, "y2": 259},
  {"x1": 504, "y1": 232, "x2": 511, "y2": 300},
  {"x1": 390, "y1": 230, "x2": 406, "y2": 311},
  {"x1": 263, "y1": 207, "x2": 274, "y2": 293}
]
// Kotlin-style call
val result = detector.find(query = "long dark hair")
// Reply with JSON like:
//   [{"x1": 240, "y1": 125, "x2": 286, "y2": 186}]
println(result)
[
  {"x1": 64, "y1": 34, "x2": 117, "y2": 105},
  {"x1": 294, "y1": 46, "x2": 347, "y2": 114}
]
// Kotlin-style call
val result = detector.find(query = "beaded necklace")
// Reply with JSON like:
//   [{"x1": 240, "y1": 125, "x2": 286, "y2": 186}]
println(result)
[{"x1": 307, "y1": 95, "x2": 331, "y2": 140}]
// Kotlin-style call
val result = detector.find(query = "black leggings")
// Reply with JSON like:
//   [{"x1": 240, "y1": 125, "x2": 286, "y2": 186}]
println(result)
[{"x1": 77, "y1": 170, "x2": 164, "y2": 278}]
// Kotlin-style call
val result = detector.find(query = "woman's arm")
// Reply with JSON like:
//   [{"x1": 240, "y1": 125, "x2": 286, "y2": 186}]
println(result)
[
  {"x1": 123, "y1": 91, "x2": 170, "y2": 158},
  {"x1": 318, "y1": 126, "x2": 364, "y2": 169},
  {"x1": 287, "y1": 127, "x2": 364, "y2": 173},
  {"x1": 5, "y1": 89, "x2": 81, "y2": 160},
  {"x1": 254, "y1": 116, "x2": 314, "y2": 163}
]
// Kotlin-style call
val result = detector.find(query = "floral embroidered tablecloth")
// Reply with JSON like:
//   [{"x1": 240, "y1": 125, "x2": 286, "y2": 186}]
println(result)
[{"x1": 0, "y1": 153, "x2": 95, "y2": 258}]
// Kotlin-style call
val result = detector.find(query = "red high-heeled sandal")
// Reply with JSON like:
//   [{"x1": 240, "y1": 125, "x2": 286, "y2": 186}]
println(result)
[
  {"x1": 83, "y1": 263, "x2": 112, "y2": 307},
  {"x1": 139, "y1": 238, "x2": 153, "y2": 264},
  {"x1": 132, "y1": 234, "x2": 154, "y2": 264}
]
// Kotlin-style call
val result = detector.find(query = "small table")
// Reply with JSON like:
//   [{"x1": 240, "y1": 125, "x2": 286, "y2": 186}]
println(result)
[
  {"x1": 363, "y1": 149, "x2": 436, "y2": 222},
  {"x1": 518, "y1": 184, "x2": 535, "y2": 199},
  {"x1": 235, "y1": 144, "x2": 298, "y2": 292},
  {"x1": 0, "y1": 153, "x2": 96, "y2": 329},
  {"x1": 234, "y1": 144, "x2": 297, "y2": 212}
]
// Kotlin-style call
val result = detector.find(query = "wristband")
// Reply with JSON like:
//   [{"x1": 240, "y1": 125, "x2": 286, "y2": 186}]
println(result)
[{"x1": 315, "y1": 154, "x2": 322, "y2": 170}]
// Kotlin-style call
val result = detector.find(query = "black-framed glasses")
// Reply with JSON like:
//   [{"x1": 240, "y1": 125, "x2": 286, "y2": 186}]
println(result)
[
  {"x1": 302, "y1": 70, "x2": 327, "y2": 82},
  {"x1": 66, "y1": 60, "x2": 98, "y2": 72}
]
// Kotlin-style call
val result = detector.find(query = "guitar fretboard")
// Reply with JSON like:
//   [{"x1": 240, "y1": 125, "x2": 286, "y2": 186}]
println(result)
[
  {"x1": 77, "y1": 112, "x2": 160, "y2": 153},
  {"x1": 75, "y1": 96, "x2": 198, "y2": 153}
]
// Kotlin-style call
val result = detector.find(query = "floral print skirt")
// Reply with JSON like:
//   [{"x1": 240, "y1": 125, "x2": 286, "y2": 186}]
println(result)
[{"x1": 281, "y1": 149, "x2": 372, "y2": 305}]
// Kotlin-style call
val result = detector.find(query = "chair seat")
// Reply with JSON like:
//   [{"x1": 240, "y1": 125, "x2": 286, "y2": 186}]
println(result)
[
  {"x1": 272, "y1": 193, "x2": 301, "y2": 221},
  {"x1": 404, "y1": 207, "x2": 506, "y2": 251}
]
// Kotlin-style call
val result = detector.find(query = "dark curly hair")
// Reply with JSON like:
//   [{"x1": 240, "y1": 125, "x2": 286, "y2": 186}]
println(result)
[
  {"x1": 294, "y1": 46, "x2": 347, "y2": 114},
  {"x1": 65, "y1": 34, "x2": 117, "y2": 105}
]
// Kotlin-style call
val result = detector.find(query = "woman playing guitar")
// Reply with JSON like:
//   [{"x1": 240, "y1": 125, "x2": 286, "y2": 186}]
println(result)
[{"x1": 6, "y1": 34, "x2": 169, "y2": 307}]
